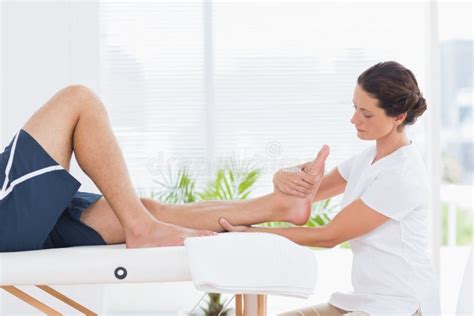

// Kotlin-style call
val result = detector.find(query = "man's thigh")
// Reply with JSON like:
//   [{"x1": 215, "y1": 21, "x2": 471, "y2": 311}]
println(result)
[
  {"x1": 80, "y1": 196, "x2": 125, "y2": 244},
  {"x1": 22, "y1": 86, "x2": 84, "y2": 171}
]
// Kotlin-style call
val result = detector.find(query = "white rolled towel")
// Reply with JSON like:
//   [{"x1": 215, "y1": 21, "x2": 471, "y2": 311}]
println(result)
[{"x1": 184, "y1": 232, "x2": 317, "y2": 298}]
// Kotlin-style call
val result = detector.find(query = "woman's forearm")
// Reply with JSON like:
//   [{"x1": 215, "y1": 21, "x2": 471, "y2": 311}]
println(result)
[
  {"x1": 312, "y1": 168, "x2": 346, "y2": 202},
  {"x1": 248, "y1": 225, "x2": 336, "y2": 248},
  {"x1": 248, "y1": 199, "x2": 391, "y2": 250}
]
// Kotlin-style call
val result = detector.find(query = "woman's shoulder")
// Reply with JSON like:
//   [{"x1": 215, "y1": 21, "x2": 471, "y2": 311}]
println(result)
[
  {"x1": 381, "y1": 144, "x2": 429, "y2": 186},
  {"x1": 399, "y1": 142, "x2": 427, "y2": 172}
]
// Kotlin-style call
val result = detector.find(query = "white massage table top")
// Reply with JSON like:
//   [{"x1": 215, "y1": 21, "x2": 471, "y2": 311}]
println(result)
[
  {"x1": 0, "y1": 233, "x2": 317, "y2": 298},
  {"x1": 0, "y1": 244, "x2": 189, "y2": 285}
]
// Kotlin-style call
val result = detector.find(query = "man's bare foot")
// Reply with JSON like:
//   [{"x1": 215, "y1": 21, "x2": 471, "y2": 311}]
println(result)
[
  {"x1": 280, "y1": 192, "x2": 313, "y2": 225},
  {"x1": 280, "y1": 145, "x2": 330, "y2": 225},
  {"x1": 125, "y1": 218, "x2": 216, "y2": 248},
  {"x1": 304, "y1": 145, "x2": 330, "y2": 200}
]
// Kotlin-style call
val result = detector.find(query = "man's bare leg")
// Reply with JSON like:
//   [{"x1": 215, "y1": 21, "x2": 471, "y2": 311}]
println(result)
[
  {"x1": 80, "y1": 146, "x2": 330, "y2": 244},
  {"x1": 82, "y1": 192, "x2": 306, "y2": 244},
  {"x1": 22, "y1": 85, "x2": 215, "y2": 248}
]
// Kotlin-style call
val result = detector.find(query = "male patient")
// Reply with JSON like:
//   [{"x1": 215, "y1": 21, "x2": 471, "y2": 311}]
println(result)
[{"x1": 0, "y1": 85, "x2": 327, "y2": 252}]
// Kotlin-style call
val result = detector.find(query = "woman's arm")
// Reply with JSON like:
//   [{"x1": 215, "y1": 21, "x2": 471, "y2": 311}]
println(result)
[
  {"x1": 311, "y1": 167, "x2": 347, "y2": 202},
  {"x1": 219, "y1": 199, "x2": 390, "y2": 248}
]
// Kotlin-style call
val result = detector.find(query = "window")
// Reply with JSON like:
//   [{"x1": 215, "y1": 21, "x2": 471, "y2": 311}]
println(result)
[
  {"x1": 437, "y1": 1, "x2": 473, "y2": 247},
  {"x1": 99, "y1": 1, "x2": 208, "y2": 191},
  {"x1": 99, "y1": 0, "x2": 430, "y2": 197}
]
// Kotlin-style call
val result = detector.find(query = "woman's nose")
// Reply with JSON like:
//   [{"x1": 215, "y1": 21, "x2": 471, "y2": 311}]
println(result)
[{"x1": 351, "y1": 112, "x2": 358, "y2": 125}]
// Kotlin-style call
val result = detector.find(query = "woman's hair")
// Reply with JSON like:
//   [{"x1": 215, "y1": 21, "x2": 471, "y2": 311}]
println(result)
[{"x1": 357, "y1": 61, "x2": 427, "y2": 127}]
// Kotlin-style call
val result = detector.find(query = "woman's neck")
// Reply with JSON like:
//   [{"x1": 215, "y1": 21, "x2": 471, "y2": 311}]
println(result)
[{"x1": 373, "y1": 129, "x2": 410, "y2": 163}]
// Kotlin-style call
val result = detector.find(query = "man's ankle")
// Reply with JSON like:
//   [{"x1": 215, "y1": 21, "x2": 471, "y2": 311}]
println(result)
[{"x1": 123, "y1": 212, "x2": 157, "y2": 239}]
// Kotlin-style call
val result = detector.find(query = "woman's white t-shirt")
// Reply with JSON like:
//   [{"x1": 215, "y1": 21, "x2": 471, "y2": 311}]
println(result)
[{"x1": 329, "y1": 143, "x2": 440, "y2": 315}]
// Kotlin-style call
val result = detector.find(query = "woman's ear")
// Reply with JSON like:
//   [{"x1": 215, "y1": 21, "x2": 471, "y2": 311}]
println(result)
[{"x1": 394, "y1": 112, "x2": 407, "y2": 126}]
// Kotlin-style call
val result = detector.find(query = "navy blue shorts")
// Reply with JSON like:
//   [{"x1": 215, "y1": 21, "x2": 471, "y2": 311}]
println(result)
[{"x1": 0, "y1": 129, "x2": 106, "y2": 252}]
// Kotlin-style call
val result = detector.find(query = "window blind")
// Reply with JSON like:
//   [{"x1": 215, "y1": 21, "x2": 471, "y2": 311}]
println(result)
[
  {"x1": 99, "y1": 0, "x2": 429, "y2": 196},
  {"x1": 99, "y1": 1, "x2": 208, "y2": 192}
]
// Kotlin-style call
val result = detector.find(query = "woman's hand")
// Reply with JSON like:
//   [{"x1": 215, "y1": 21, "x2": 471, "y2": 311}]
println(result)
[
  {"x1": 219, "y1": 218, "x2": 252, "y2": 233},
  {"x1": 272, "y1": 168, "x2": 316, "y2": 198},
  {"x1": 273, "y1": 145, "x2": 330, "y2": 199}
]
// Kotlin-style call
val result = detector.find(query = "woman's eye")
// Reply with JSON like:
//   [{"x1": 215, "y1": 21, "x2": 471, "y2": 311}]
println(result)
[{"x1": 353, "y1": 104, "x2": 372, "y2": 118}]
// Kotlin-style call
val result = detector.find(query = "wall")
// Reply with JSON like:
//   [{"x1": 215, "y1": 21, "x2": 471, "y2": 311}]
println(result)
[{"x1": 0, "y1": 1, "x2": 100, "y2": 192}]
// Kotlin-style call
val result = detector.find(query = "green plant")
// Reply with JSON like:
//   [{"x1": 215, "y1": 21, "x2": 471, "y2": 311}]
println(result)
[
  {"x1": 199, "y1": 168, "x2": 260, "y2": 201},
  {"x1": 441, "y1": 202, "x2": 474, "y2": 246},
  {"x1": 152, "y1": 168, "x2": 197, "y2": 203},
  {"x1": 200, "y1": 293, "x2": 228, "y2": 316}
]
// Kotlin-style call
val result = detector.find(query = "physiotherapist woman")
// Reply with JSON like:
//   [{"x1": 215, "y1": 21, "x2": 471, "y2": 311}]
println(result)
[{"x1": 219, "y1": 61, "x2": 441, "y2": 315}]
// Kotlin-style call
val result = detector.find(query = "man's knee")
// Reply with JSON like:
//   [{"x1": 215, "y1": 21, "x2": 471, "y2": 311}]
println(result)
[
  {"x1": 57, "y1": 84, "x2": 106, "y2": 114},
  {"x1": 60, "y1": 84, "x2": 93, "y2": 99}
]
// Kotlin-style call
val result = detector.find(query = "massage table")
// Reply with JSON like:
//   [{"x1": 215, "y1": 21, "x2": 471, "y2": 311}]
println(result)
[{"x1": 0, "y1": 232, "x2": 317, "y2": 315}]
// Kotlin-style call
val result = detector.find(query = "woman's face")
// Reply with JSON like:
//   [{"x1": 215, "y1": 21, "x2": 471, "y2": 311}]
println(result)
[{"x1": 351, "y1": 84, "x2": 401, "y2": 140}]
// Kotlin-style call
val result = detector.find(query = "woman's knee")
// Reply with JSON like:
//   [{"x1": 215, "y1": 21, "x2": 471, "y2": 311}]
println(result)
[
  {"x1": 278, "y1": 303, "x2": 347, "y2": 316},
  {"x1": 278, "y1": 306, "x2": 318, "y2": 316}
]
